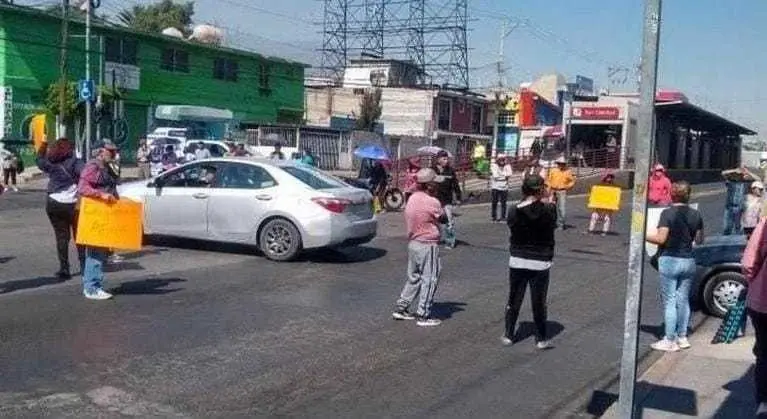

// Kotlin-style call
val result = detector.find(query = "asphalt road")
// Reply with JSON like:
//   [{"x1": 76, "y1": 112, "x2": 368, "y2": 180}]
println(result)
[{"x1": 0, "y1": 184, "x2": 727, "y2": 418}]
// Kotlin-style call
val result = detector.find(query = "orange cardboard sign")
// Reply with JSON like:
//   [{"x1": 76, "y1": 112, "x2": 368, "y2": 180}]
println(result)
[
  {"x1": 587, "y1": 185, "x2": 621, "y2": 211},
  {"x1": 76, "y1": 197, "x2": 143, "y2": 251}
]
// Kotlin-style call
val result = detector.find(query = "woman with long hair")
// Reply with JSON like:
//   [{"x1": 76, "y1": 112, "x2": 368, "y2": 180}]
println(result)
[{"x1": 36, "y1": 138, "x2": 85, "y2": 279}]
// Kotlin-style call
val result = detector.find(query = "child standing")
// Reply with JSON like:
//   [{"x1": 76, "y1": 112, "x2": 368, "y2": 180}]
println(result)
[
  {"x1": 587, "y1": 173, "x2": 617, "y2": 236},
  {"x1": 742, "y1": 181, "x2": 764, "y2": 238}
]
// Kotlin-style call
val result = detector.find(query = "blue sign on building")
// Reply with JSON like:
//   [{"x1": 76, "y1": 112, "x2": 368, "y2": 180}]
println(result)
[{"x1": 78, "y1": 79, "x2": 95, "y2": 103}]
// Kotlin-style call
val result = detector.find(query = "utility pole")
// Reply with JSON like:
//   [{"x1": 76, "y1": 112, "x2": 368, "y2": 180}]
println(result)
[
  {"x1": 618, "y1": 1, "x2": 662, "y2": 418},
  {"x1": 84, "y1": 0, "x2": 92, "y2": 158},
  {"x1": 95, "y1": 35, "x2": 104, "y2": 143},
  {"x1": 492, "y1": 19, "x2": 520, "y2": 159},
  {"x1": 57, "y1": 0, "x2": 70, "y2": 138}
]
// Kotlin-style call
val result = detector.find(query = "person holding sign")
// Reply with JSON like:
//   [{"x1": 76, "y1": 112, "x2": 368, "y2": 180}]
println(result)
[
  {"x1": 77, "y1": 142, "x2": 119, "y2": 301},
  {"x1": 646, "y1": 181, "x2": 705, "y2": 352},
  {"x1": 546, "y1": 156, "x2": 575, "y2": 230},
  {"x1": 587, "y1": 172, "x2": 619, "y2": 236}
]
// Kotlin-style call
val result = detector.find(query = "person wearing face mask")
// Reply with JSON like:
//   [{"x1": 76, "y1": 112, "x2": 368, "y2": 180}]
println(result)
[
  {"x1": 743, "y1": 181, "x2": 765, "y2": 238},
  {"x1": 77, "y1": 142, "x2": 120, "y2": 301}
]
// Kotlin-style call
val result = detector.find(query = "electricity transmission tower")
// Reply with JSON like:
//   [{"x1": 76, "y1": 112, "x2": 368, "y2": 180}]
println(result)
[{"x1": 319, "y1": 0, "x2": 470, "y2": 89}]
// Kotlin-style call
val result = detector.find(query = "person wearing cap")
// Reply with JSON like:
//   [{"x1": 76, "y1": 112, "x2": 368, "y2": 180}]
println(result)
[
  {"x1": 587, "y1": 172, "x2": 617, "y2": 236},
  {"x1": 648, "y1": 164, "x2": 672, "y2": 206},
  {"x1": 743, "y1": 181, "x2": 765, "y2": 238},
  {"x1": 490, "y1": 153, "x2": 513, "y2": 222},
  {"x1": 432, "y1": 150, "x2": 462, "y2": 248},
  {"x1": 502, "y1": 174, "x2": 558, "y2": 349},
  {"x1": 546, "y1": 156, "x2": 575, "y2": 230},
  {"x1": 77, "y1": 141, "x2": 120, "y2": 301},
  {"x1": 392, "y1": 168, "x2": 449, "y2": 327}
]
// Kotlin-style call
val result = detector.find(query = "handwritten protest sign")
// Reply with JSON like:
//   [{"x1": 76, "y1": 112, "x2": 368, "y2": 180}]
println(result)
[
  {"x1": 76, "y1": 198, "x2": 143, "y2": 251},
  {"x1": 645, "y1": 203, "x2": 698, "y2": 258},
  {"x1": 587, "y1": 185, "x2": 622, "y2": 211}
]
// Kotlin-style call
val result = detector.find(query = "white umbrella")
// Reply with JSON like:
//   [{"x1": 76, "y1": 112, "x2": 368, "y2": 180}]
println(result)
[{"x1": 417, "y1": 146, "x2": 453, "y2": 158}]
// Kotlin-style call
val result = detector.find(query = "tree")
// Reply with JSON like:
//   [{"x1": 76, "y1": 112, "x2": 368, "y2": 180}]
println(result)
[
  {"x1": 117, "y1": 0, "x2": 195, "y2": 36},
  {"x1": 355, "y1": 88, "x2": 383, "y2": 132}
]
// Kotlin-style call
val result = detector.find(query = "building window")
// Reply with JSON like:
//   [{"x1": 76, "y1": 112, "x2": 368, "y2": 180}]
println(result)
[
  {"x1": 213, "y1": 58, "x2": 238, "y2": 82},
  {"x1": 105, "y1": 37, "x2": 138, "y2": 65},
  {"x1": 259, "y1": 63, "x2": 271, "y2": 91},
  {"x1": 437, "y1": 99, "x2": 451, "y2": 131},
  {"x1": 471, "y1": 104, "x2": 483, "y2": 133},
  {"x1": 161, "y1": 48, "x2": 189, "y2": 73}
]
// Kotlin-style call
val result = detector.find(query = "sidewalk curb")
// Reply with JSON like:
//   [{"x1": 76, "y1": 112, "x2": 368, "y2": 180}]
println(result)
[{"x1": 546, "y1": 313, "x2": 712, "y2": 418}]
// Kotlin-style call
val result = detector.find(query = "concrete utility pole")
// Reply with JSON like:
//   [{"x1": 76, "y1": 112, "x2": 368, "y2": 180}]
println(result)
[
  {"x1": 84, "y1": 0, "x2": 92, "y2": 158},
  {"x1": 57, "y1": 0, "x2": 70, "y2": 138},
  {"x1": 492, "y1": 20, "x2": 521, "y2": 159},
  {"x1": 618, "y1": 0, "x2": 662, "y2": 418}
]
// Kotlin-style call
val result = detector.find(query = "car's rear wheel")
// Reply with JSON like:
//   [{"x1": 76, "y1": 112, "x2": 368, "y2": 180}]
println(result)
[
  {"x1": 702, "y1": 271, "x2": 748, "y2": 318},
  {"x1": 259, "y1": 218, "x2": 302, "y2": 262}
]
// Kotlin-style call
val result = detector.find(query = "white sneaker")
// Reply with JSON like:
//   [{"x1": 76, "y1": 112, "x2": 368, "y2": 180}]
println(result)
[
  {"x1": 651, "y1": 339, "x2": 680, "y2": 352},
  {"x1": 756, "y1": 402, "x2": 767, "y2": 417},
  {"x1": 500, "y1": 336, "x2": 513, "y2": 346},
  {"x1": 416, "y1": 318, "x2": 442, "y2": 327},
  {"x1": 677, "y1": 337, "x2": 691, "y2": 349},
  {"x1": 536, "y1": 340, "x2": 554, "y2": 350},
  {"x1": 84, "y1": 289, "x2": 113, "y2": 300}
]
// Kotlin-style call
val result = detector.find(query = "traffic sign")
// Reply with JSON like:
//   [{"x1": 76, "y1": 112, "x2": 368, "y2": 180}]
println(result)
[{"x1": 78, "y1": 79, "x2": 94, "y2": 103}]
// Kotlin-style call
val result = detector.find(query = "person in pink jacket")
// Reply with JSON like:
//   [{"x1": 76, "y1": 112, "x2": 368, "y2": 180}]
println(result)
[
  {"x1": 648, "y1": 164, "x2": 672, "y2": 205},
  {"x1": 741, "y1": 218, "x2": 767, "y2": 416}
]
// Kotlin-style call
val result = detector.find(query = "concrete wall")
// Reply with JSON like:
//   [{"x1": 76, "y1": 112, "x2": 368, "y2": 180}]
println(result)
[{"x1": 305, "y1": 87, "x2": 434, "y2": 137}]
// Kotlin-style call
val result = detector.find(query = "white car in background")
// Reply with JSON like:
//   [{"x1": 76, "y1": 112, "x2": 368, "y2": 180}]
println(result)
[{"x1": 118, "y1": 158, "x2": 377, "y2": 261}]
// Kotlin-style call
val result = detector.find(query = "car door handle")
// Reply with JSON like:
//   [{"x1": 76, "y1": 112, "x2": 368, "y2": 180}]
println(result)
[
  {"x1": 192, "y1": 193, "x2": 209, "y2": 199},
  {"x1": 255, "y1": 194, "x2": 272, "y2": 201}
]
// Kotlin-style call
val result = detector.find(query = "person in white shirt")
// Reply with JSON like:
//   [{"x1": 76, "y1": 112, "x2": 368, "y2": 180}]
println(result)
[
  {"x1": 490, "y1": 154, "x2": 513, "y2": 221},
  {"x1": 194, "y1": 142, "x2": 212, "y2": 160}
]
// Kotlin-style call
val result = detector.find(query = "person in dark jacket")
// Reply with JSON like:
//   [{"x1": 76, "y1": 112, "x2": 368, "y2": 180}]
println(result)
[
  {"x1": 502, "y1": 174, "x2": 557, "y2": 349},
  {"x1": 36, "y1": 138, "x2": 85, "y2": 279},
  {"x1": 77, "y1": 142, "x2": 119, "y2": 300},
  {"x1": 432, "y1": 150, "x2": 462, "y2": 248}
]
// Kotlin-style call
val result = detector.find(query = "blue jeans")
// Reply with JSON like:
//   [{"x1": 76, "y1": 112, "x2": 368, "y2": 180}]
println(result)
[
  {"x1": 658, "y1": 256, "x2": 696, "y2": 340},
  {"x1": 83, "y1": 247, "x2": 109, "y2": 294},
  {"x1": 722, "y1": 206, "x2": 742, "y2": 235}
]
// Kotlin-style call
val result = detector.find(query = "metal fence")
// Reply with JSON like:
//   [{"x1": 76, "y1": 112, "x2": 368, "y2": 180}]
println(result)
[{"x1": 244, "y1": 125, "x2": 352, "y2": 171}]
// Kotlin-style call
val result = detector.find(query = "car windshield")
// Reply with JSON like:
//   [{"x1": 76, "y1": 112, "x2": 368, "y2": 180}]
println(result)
[
  {"x1": 281, "y1": 166, "x2": 348, "y2": 190},
  {"x1": 168, "y1": 130, "x2": 187, "y2": 138}
]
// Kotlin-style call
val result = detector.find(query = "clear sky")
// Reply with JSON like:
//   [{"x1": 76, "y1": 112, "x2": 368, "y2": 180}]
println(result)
[{"x1": 31, "y1": 0, "x2": 767, "y2": 143}]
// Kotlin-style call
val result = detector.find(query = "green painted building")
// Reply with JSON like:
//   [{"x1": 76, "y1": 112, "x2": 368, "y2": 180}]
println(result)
[{"x1": 0, "y1": 4, "x2": 306, "y2": 163}]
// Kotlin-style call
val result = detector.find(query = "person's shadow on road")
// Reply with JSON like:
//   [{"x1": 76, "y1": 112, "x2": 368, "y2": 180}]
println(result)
[
  {"x1": 513, "y1": 321, "x2": 565, "y2": 343},
  {"x1": 0, "y1": 275, "x2": 70, "y2": 294},
  {"x1": 110, "y1": 277, "x2": 186, "y2": 295},
  {"x1": 431, "y1": 301, "x2": 467, "y2": 320}
]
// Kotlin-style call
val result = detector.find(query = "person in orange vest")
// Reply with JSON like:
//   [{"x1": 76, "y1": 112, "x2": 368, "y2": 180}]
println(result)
[{"x1": 546, "y1": 156, "x2": 576, "y2": 230}]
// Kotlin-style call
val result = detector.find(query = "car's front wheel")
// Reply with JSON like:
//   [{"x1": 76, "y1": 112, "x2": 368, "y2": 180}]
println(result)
[
  {"x1": 258, "y1": 218, "x2": 302, "y2": 262},
  {"x1": 702, "y1": 271, "x2": 748, "y2": 318}
]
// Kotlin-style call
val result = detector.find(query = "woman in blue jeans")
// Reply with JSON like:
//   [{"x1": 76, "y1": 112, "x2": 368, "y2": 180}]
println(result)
[{"x1": 646, "y1": 181, "x2": 704, "y2": 352}]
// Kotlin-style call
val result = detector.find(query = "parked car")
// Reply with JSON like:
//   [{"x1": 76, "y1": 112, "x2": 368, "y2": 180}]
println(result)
[
  {"x1": 118, "y1": 158, "x2": 377, "y2": 261},
  {"x1": 651, "y1": 235, "x2": 748, "y2": 318}
]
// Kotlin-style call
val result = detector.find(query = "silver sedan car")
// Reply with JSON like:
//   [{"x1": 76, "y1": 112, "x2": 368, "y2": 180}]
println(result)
[{"x1": 118, "y1": 158, "x2": 377, "y2": 261}]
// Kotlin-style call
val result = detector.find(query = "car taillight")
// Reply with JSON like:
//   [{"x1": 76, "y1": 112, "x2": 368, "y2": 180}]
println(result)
[{"x1": 312, "y1": 197, "x2": 351, "y2": 214}]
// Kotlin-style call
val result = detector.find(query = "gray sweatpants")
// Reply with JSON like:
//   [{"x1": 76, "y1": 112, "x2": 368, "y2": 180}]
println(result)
[{"x1": 396, "y1": 241, "x2": 441, "y2": 318}]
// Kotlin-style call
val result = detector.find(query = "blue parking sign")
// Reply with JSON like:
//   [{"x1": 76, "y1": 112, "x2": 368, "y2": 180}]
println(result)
[{"x1": 78, "y1": 79, "x2": 94, "y2": 102}]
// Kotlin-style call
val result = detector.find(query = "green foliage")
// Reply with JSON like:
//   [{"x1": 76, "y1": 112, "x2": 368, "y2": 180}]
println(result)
[
  {"x1": 44, "y1": 80, "x2": 84, "y2": 124},
  {"x1": 117, "y1": 0, "x2": 195, "y2": 36},
  {"x1": 355, "y1": 88, "x2": 383, "y2": 132}
]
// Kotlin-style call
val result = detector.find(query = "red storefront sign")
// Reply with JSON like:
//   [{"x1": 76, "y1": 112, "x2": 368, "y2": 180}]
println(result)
[{"x1": 572, "y1": 106, "x2": 620, "y2": 120}]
